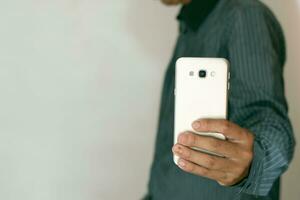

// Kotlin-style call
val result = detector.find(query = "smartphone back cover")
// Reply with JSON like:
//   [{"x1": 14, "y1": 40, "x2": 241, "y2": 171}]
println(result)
[{"x1": 174, "y1": 57, "x2": 229, "y2": 164}]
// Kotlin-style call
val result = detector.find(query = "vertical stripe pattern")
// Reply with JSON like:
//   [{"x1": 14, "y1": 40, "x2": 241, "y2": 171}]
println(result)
[{"x1": 145, "y1": 0, "x2": 295, "y2": 199}]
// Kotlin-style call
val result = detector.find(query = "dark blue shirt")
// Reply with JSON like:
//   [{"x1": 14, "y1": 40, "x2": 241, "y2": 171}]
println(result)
[{"x1": 145, "y1": 0, "x2": 295, "y2": 199}]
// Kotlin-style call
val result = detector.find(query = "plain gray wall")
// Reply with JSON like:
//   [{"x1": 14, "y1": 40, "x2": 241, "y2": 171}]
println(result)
[{"x1": 0, "y1": 0, "x2": 299, "y2": 200}]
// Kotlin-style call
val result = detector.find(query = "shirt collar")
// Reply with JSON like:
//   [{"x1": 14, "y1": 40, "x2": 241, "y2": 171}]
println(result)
[{"x1": 177, "y1": 0, "x2": 219, "y2": 31}]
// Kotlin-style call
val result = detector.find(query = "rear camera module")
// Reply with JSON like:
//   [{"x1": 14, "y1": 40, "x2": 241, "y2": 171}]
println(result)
[{"x1": 199, "y1": 70, "x2": 206, "y2": 78}]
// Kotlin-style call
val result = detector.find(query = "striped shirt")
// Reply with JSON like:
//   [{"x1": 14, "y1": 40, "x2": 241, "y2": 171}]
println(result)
[{"x1": 145, "y1": 0, "x2": 295, "y2": 199}]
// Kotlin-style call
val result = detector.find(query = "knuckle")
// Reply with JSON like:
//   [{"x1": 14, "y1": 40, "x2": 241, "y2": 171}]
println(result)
[
  {"x1": 243, "y1": 150, "x2": 254, "y2": 162},
  {"x1": 239, "y1": 128, "x2": 247, "y2": 138},
  {"x1": 221, "y1": 174, "x2": 236, "y2": 186},
  {"x1": 247, "y1": 132, "x2": 255, "y2": 144},
  {"x1": 235, "y1": 166, "x2": 245, "y2": 176},
  {"x1": 222, "y1": 120, "x2": 231, "y2": 132},
  {"x1": 226, "y1": 177, "x2": 236, "y2": 185},
  {"x1": 218, "y1": 174, "x2": 234, "y2": 186},
  {"x1": 240, "y1": 129, "x2": 255, "y2": 147},
  {"x1": 243, "y1": 129, "x2": 254, "y2": 140}
]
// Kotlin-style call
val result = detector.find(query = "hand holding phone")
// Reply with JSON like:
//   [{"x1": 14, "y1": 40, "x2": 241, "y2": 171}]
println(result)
[{"x1": 173, "y1": 57, "x2": 254, "y2": 186}]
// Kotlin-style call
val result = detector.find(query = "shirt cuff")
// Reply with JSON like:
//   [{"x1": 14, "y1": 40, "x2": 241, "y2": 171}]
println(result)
[{"x1": 230, "y1": 140, "x2": 265, "y2": 196}]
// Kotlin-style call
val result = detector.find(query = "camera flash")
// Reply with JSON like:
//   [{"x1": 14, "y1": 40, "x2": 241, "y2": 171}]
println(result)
[
  {"x1": 211, "y1": 71, "x2": 216, "y2": 77},
  {"x1": 189, "y1": 71, "x2": 194, "y2": 76}
]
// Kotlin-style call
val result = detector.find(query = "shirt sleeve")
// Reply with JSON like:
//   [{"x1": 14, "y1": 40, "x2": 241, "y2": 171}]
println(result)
[{"x1": 227, "y1": 4, "x2": 295, "y2": 196}]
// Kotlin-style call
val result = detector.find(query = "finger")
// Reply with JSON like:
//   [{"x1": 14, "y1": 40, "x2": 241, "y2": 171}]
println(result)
[
  {"x1": 177, "y1": 158, "x2": 228, "y2": 183},
  {"x1": 192, "y1": 119, "x2": 246, "y2": 141},
  {"x1": 173, "y1": 144, "x2": 236, "y2": 171},
  {"x1": 177, "y1": 132, "x2": 239, "y2": 158}
]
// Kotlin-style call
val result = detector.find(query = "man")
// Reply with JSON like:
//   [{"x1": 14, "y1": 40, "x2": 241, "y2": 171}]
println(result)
[{"x1": 144, "y1": 0, "x2": 295, "y2": 199}]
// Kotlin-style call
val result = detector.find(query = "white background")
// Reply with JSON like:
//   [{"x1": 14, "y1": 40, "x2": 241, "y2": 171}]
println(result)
[{"x1": 0, "y1": 0, "x2": 299, "y2": 199}]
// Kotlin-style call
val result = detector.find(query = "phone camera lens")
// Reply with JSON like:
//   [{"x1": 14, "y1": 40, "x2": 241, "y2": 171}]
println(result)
[{"x1": 199, "y1": 70, "x2": 206, "y2": 78}]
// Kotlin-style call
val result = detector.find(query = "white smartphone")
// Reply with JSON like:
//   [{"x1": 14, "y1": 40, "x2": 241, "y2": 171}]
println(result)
[{"x1": 174, "y1": 57, "x2": 230, "y2": 164}]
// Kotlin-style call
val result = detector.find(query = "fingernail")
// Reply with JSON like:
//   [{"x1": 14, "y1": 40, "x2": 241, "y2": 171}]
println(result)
[
  {"x1": 178, "y1": 159, "x2": 186, "y2": 168},
  {"x1": 192, "y1": 121, "x2": 200, "y2": 129},
  {"x1": 175, "y1": 145, "x2": 182, "y2": 154}
]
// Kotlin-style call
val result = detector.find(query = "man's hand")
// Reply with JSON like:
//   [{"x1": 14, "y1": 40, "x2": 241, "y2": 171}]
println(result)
[
  {"x1": 172, "y1": 119, "x2": 254, "y2": 186},
  {"x1": 161, "y1": 0, "x2": 191, "y2": 6}
]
